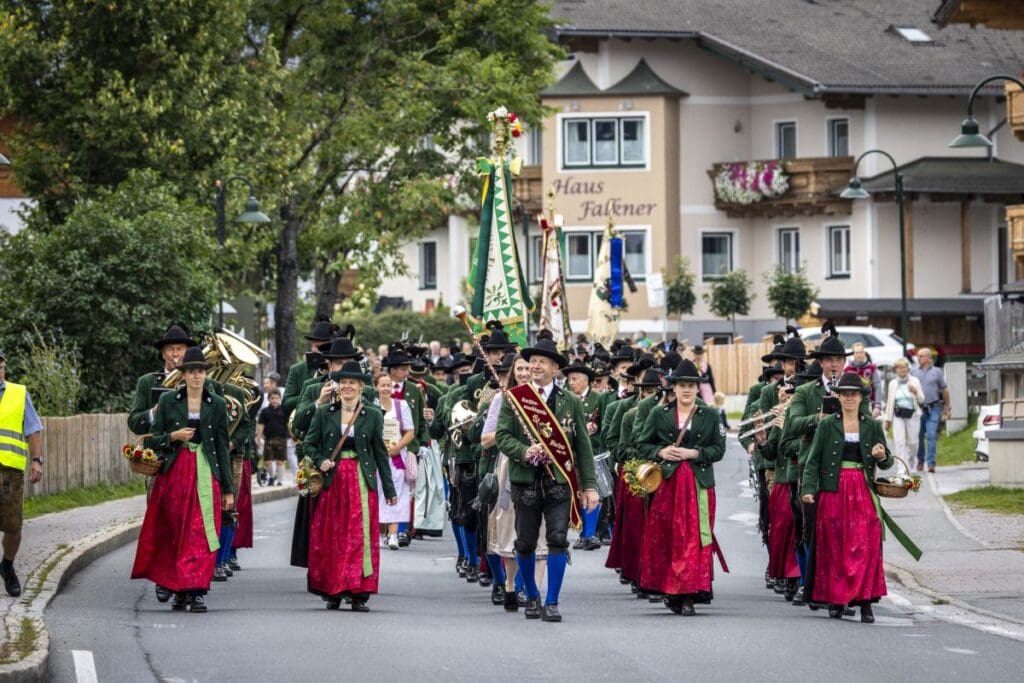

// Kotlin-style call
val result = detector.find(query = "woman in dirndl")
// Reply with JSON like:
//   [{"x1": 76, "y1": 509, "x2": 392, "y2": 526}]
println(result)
[
  {"x1": 637, "y1": 359, "x2": 726, "y2": 616},
  {"x1": 131, "y1": 346, "x2": 234, "y2": 613},
  {"x1": 373, "y1": 372, "x2": 415, "y2": 550},
  {"x1": 304, "y1": 361, "x2": 397, "y2": 612},
  {"x1": 801, "y1": 372, "x2": 892, "y2": 623}
]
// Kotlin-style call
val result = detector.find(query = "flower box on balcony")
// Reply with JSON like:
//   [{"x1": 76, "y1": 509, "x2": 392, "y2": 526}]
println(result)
[{"x1": 707, "y1": 156, "x2": 854, "y2": 218}]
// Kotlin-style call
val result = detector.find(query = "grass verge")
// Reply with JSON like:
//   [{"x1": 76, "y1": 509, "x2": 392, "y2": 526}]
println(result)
[
  {"x1": 24, "y1": 480, "x2": 146, "y2": 519},
  {"x1": 0, "y1": 617, "x2": 39, "y2": 664},
  {"x1": 945, "y1": 486, "x2": 1024, "y2": 516},
  {"x1": 935, "y1": 414, "x2": 978, "y2": 467}
]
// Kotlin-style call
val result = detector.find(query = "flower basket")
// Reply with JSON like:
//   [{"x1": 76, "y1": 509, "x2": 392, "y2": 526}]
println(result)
[
  {"x1": 296, "y1": 457, "x2": 323, "y2": 498},
  {"x1": 874, "y1": 456, "x2": 920, "y2": 499},
  {"x1": 121, "y1": 436, "x2": 164, "y2": 477}
]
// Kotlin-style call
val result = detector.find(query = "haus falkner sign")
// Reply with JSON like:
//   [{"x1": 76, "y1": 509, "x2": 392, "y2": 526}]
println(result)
[{"x1": 552, "y1": 177, "x2": 657, "y2": 221}]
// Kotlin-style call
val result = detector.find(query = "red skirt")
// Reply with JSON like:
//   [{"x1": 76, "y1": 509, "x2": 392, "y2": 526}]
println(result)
[
  {"x1": 131, "y1": 447, "x2": 222, "y2": 592},
  {"x1": 605, "y1": 472, "x2": 627, "y2": 570},
  {"x1": 307, "y1": 460, "x2": 380, "y2": 597},
  {"x1": 812, "y1": 469, "x2": 887, "y2": 605},
  {"x1": 766, "y1": 483, "x2": 800, "y2": 580},
  {"x1": 232, "y1": 459, "x2": 253, "y2": 549},
  {"x1": 606, "y1": 471, "x2": 647, "y2": 581},
  {"x1": 639, "y1": 465, "x2": 716, "y2": 597}
]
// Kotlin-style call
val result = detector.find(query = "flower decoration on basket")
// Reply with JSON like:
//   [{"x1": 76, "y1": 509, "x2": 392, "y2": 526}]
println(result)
[
  {"x1": 122, "y1": 440, "x2": 163, "y2": 476},
  {"x1": 487, "y1": 106, "x2": 524, "y2": 138},
  {"x1": 877, "y1": 473, "x2": 922, "y2": 494},
  {"x1": 714, "y1": 160, "x2": 789, "y2": 205},
  {"x1": 622, "y1": 459, "x2": 647, "y2": 497},
  {"x1": 296, "y1": 457, "x2": 324, "y2": 498}
]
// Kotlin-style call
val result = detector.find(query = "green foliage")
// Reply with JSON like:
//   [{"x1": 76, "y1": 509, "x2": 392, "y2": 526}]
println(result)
[
  {"x1": 0, "y1": 171, "x2": 218, "y2": 410},
  {"x1": 764, "y1": 265, "x2": 818, "y2": 323},
  {"x1": 945, "y1": 484, "x2": 1024, "y2": 516},
  {"x1": 24, "y1": 480, "x2": 146, "y2": 519},
  {"x1": 345, "y1": 309, "x2": 469, "y2": 351},
  {"x1": 936, "y1": 414, "x2": 979, "y2": 467},
  {"x1": 702, "y1": 270, "x2": 754, "y2": 335},
  {"x1": 663, "y1": 256, "x2": 697, "y2": 317},
  {"x1": 13, "y1": 327, "x2": 82, "y2": 417}
]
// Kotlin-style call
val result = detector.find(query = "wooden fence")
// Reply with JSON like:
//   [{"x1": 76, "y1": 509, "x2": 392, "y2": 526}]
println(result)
[
  {"x1": 25, "y1": 413, "x2": 136, "y2": 498},
  {"x1": 701, "y1": 340, "x2": 774, "y2": 396}
]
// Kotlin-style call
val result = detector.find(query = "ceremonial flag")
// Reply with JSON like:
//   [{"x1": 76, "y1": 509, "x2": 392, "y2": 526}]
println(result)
[
  {"x1": 586, "y1": 219, "x2": 625, "y2": 346},
  {"x1": 467, "y1": 107, "x2": 533, "y2": 347},
  {"x1": 539, "y1": 210, "x2": 572, "y2": 351}
]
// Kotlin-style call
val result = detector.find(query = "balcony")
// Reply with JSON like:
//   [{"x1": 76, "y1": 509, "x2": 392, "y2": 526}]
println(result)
[
  {"x1": 1007, "y1": 204, "x2": 1024, "y2": 279},
  {"x1": 511, "y1": 164, "x2": 544, "y2": 215},
  {"x1": 1006, "y1": 82, "x2": 1024, "y2": 143},
  {"x1": 707, "y1": 156, "x2": 854, "y2": 219}
]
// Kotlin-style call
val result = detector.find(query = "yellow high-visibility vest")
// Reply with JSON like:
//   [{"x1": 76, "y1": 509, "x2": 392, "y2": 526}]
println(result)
[{"x1": 0, "y1": 382, "x2": 29, "y2": 471}]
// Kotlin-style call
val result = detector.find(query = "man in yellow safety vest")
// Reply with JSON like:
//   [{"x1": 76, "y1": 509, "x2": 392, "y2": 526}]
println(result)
[{"x1": 0, "y1": 350, "x2": 45, "y2": 597}]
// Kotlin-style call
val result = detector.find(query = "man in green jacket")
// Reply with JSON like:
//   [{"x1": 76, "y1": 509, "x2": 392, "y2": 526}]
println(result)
[
  {"x1": 564, "y1": 360, "x2": 609, "y2": 551},
  {"x1": 496, "y1": 334, "x2": 598, "y2": 623},
  {"x1": 282, "y1": 319, "x2": 338, "y2": 418}
]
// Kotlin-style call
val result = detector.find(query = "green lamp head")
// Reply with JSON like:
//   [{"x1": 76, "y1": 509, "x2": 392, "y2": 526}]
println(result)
[
  {"x1": 235, "y1": 195, "x2": 272, "y2": 224},
  {"x1": 948, "y1": 114, "x2": 992, "y2": 148},
  {"x1": 840, "y1": 177, "x2": 870, "y2": 199}
]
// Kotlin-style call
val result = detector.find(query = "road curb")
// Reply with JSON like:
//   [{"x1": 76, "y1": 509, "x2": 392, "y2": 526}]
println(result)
[
  {"x1": 925, "y1": 468, "x2": 994, "y2": 549},
  {"x1": 0, "y1": 485, "x2": 296, "y2": 681}
]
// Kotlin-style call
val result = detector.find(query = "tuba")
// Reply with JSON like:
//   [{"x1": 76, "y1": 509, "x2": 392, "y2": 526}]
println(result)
[{"x1": 448, "y1": 400, "x2": 478, "y2": 449}]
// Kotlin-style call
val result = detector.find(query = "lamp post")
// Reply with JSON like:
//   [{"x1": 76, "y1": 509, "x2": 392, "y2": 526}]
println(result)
[
  {"x1": 841, "y1": 150, "x2": 909, "y2": 358},
  {"x1": 949, "y1": 74, "x2": 1024, "y2": 148},
  {"x1": 215, "y1": 176, "x2": 271, "y2": 328}
]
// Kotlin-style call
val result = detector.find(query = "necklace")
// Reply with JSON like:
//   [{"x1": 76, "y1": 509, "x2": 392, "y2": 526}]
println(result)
[{"x1": 341, "y1": 402, "x2": 359, "y2": 411}]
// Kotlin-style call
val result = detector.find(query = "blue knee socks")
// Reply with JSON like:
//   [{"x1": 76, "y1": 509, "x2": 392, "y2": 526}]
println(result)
[
  {"x1": 397, "y1": 522, "x2": 408, "y2": 534},
  {"x1": 486, "y1": 554, "x2": 506, "y2": 586},
  {"x1": 463, "y1": 530, "x2": 478, "y2": 565},
  {"x1": 582, "y1": 505, "x2": 600, "y2": 538},
  {"x1": 545, "y1": 552, "x2": 568, "y2": 605},
  {"x1": 516, "y1": 552, "x2": 540, "y2": 600},
  {"x1": 452, "y1": 523, "x2": 466, "y2": 559},
  {"x1": 514, "y1": 567, "x2": 524, "y2": 593},
  {"x1": 217, "y1": 525, "x2": 235, "y2": 565},
  {"x1": 795, "y1": 544, "x2": 808, "y2": 585}
]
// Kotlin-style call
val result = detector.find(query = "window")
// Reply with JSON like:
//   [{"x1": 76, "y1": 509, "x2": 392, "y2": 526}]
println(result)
[
  {"x1": 702, "y1": 232, "x2": 733, "y2": 280},
  {"x1": 622, "y1": 231, "x2": 646, "y2": 277},
  {"x1": 828, "y1": 119, "x2": 849, "y2": 157},
  {"x1": 528, "y1": 235, "x2": 544, "y2": 284},
  {"x1": 526, "y1": 129, "x2": 543, "y2": 166},
  {"x1": 775, "y1": 121, "x2": 797, "y2": 159},
  {"x1": 561, "y1": 116, "x2": 646, "y2": 169},
  {"x1": 894, "y1": 26, "x2": 932, "y2": 43},
  {"x1": 560, "y1": 229, "x2": 647, "y2": 282},
  {"x1": 419, "y1": 242, "x2": 437, "y2": 289},
  {"x1": 778, "y1": 228, "x2": 800, "y2": 274},
  {"x1": 828, "y1": 225, "x2": 851, "y2": 277},
  {"x1": 566, "y1": 233, "x2": 593, "y2": 280}
]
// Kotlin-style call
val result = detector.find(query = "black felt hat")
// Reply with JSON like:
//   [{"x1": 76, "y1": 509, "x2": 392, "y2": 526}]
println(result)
[
  {"x1": 381, "y1": 342, "x2": 414, "y2": 368},
  {"x1": 522, "y1": 336, "x2": 567, "y2": 369},
  {"x1": 835, "y1": 371, "x2": 869, "y2": 394},
  {"x1": 329, "y1": 360, "x2": 370, "y2": 384},
  {"x1": 446, "y1": 353, "x2": 473, "y2": 373},
  {"x1": 609, "y1": 343, "x2": 635, "y2": 364},
  {"x1": 591, "y1": 360, "x2": 610, "y2": 378},
  {"x1": 635, "y1": 368, "x2": 664, "y2": 388},
  {"x1": 761, "y1": 334, "x2": 786, "y2": 363},
  {"x1": 761, "y1": 363, "x2": 785, "y2": 381},
  {"x1": 481, "y1": 321, "x2": 513, "y2": 350},
  {"x1": 810, "y1": 335, "x2": 852, "y2": 359},
  {"x1": 154, "y1": 324, "x2": 195, "y2": 349},
  {"x1": 321, "y1": 336, "x2": 361, "y2": 360},
  {"x1": 797, "y1": 361, "x2": 823, "y2": 381},
  {"x1": 778, "y1": 326, "x2": 808, "y2": 360},
  {"x1": 563, "y1": 360, "x2": 595, "y2": 381},
  {"x1": 179, "y1": 346, "x2": 210, "y2": 370},
  {"x1": 494, "y1": 352, "x2": 517, "y2": 374},
  {"x1": 305, "y1": 319, "x2": 338, "y2": 342},
  {"x1": 667, "y1": 358, "x2": 707, "y2": 384}
]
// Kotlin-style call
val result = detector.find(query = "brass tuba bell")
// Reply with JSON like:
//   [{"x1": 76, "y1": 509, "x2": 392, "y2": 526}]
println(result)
[{"x1": 635, "y1": 462, "x2": 664, "y2": 494}]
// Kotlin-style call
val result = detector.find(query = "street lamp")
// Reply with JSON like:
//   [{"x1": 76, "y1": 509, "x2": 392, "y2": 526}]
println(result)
[
  {"x1": 215, "y1": 176, "x2": 271, "y2": 328},
  {"x1": 949, "y1": 74, "x2": 1024, "y2": 148},
  {"x1": 0, "y1": 153, "x2": 10, "y2": 167},
  {"x1": 840, "y1": 149, "x2": 909, "y2": 358}
]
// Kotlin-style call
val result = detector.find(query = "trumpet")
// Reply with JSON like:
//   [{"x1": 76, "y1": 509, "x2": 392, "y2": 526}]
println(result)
[
  {"x1": 738, "y1": 408, "x2": 786, "y2": 441},
  {"x1": 736, "y1": 405, "x2": 783, "y2": 430}
]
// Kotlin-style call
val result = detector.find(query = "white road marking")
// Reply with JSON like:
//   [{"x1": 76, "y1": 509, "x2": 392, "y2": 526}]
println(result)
[
  {"x1": 72, "y1": 650, "x2": 98, "y2": 683},
  {"x1": 728, "y1": 511, "x2": 759, "y2": 527},
  {"x1": 943, "y1": 647, "x2": 978, "y2": 655},
  {"x1": 152, "y1": 623, "x2": 179, "y2": 629}
]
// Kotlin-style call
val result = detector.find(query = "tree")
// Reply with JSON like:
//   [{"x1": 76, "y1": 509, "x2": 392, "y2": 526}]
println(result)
[
  {"x1": 764, "y1": 264, "x2": 819, "y2": 324},
  {"x1": 0, "y1": 171, "x2": 218, "y2": 410},
  {"x1": 702, "y1": 269, "x2": 754, "y2": 337},
  {"x1": 663, "y1": 256, "x2": 697, "y2": 335}
]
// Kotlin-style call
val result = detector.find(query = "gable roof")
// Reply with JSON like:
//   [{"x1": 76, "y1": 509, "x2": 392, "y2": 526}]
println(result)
[
  {"x1": 858, "y1": 157, "x2": 1024, "y2": 197},
  {"x1": 604, "y1": 58, "x2": 687, "y2": 96},
  {"x1": 552, "y1": 0, "x2": 1021, "y2": 96},
  {"x1": 978, "y1": 338, "x2": 1024, "y2": 370},
  {"x1": 541, "y1": 61, "x2": 602, "y2": 97}
]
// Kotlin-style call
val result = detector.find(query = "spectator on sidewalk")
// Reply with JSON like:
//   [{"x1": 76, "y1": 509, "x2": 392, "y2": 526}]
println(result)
[
  {"x1": 845, "y1": 342, "x2": 884, "y2": 417},
  {"x1": 260, "y1": 372, "x2": 281, "y2": 410},
  {"x1": 911, "y1": 348, "x2": 951, "y2": 473},
  {"x1": 0, "y1": 350, "x2": 45, "y2": 598},
  {"x1": 884, "y1": 358, "x2": 924, "y2": 470},
  {"x1": 257, "y1": 389, "x2": 289, "y2": 485}
]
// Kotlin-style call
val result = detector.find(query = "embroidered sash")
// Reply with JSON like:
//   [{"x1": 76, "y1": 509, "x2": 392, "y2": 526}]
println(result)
[{"x1": 506, "y1": 383, "x2": 582, "y2": 528}]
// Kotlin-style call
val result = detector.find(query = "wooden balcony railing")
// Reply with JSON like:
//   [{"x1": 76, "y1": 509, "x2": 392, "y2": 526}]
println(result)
[
  {"x1": 707, "y1": 156, "x2": 854, "y2": 218},
  {"x1": 1006, "y1": 82, "x2": 1024, "y2": 143},
  {"x1": 511, "y1": 164, "x2": 544, "y2": 215},
  {"x1": 1007, "y1": 204, "x2": 1024, "y2": 279}
]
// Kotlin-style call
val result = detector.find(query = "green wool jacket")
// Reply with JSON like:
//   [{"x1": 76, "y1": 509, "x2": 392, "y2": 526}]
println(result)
[
  {"x1": 781, "y1": 380, "x2": 870, "y2": 468},
  {"x1": 149, "y1": 388, "x2": 234, "y2": 493},
  {"x1": 739, "y1": 380, "x2": 767, "y2": 468},
  {"x1": 222, "y1": 383, "x2": 254, "y2": 459},
  {"x1": 800, "y1": 412, "x2": 893, "y2": 497},
  {"x1": 303, "y1": 402, "x2": 397, "y2": 498},
  {"x1": 129, "y1": 372, "x2": 223, "y2": 435},
  {"x1": 495, "y1": 384, "x2": 597, "y2": 490},
  {"x1": 603, "y1": 394, "x2": 637, "y2": 464},
  {"x1": 637, "y1": 400, "x2": 727, "y2": 489},
  {"x1": 578, "y1": 389, "x2": 610, "y2": 455},
  {"x1": 282, "y1": 359, "x2": 314, "y2": 418},
  {"x1": 428, "y1": 384, "x2": 477, "y2": 465},
  {"x1": 463, "y1": 372, "x2": 489, "y2": 411}
]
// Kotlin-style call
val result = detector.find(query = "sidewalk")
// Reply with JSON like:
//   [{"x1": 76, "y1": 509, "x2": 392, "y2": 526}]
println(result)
[
  {"x1": 884, "y1": 461, "x2": 1024, "y2": 631},
  {"x1": 0, "y1": 481, "x2": 295, "y2": 680}
]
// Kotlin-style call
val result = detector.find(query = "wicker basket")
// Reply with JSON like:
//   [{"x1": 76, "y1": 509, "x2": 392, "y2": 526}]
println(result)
[
  {"x1": 124, "y1": 434, "x2": 164, "y2": 477},
  {"x1": 874, "y1": 456, "x2": 911, "y2": 499}
]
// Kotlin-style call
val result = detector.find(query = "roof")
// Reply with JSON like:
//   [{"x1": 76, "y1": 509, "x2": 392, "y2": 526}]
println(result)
[
  {"x1": 977, "y1": 338, "x2": 1024, "y2": 370},
  {"x1": 934, "y1": 1, "x2": 1024, "y2": 30},
  {"x1": 604, "y1": 58, "x2": 687, "y2": 96},
  {"x1": 541, "y1": 61, "x2": 602, "y2": 97},
  {"x1": 818, "y1": 297, "x2": 986, "y2": 316},
  {"x1": 551, "y1": 0, "x2": 1021, "y2": 96},
  {"x1": 858, "y1": 157, "x2": 1024, "y2": 196}
]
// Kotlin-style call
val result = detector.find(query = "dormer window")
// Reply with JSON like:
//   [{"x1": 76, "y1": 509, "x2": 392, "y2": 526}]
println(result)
[{"x1": 892, "y1": 26, "x2": 932, "y2": 43}]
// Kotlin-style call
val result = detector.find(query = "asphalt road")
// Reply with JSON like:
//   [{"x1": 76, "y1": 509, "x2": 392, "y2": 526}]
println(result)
[{"x1": 47, "y1": 440, "x2": 1024, "y2": 682}]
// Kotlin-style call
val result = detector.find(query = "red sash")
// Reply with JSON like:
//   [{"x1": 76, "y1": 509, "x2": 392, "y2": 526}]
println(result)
[{"x1": 506, "y1": 384, "x2": 582, "y2": 528}]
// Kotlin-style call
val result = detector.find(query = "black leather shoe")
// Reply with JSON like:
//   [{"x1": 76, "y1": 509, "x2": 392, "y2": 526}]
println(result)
[
  {"x1": 808, "y1": 601, "x2": 823, "y2": 611},
  {"x1": 583, "y1": 536, "x2": 602, "y2": 551},
  {"x1": 1, "y1": 563, "x2": 21, "y2": 597},
  {"x1": 678, "y1": 598, "x2": 695, "y2": 616},
  {"x1": 325, "y1": 597, "x2": 342, "y2": 610},
  {"x1": 843, "y1": 606, "x2": 856, "y2": 617},
  {"x1": 772, "y1": 580, "x2": 786, "y2": 594},
  {"x1": 515, "y1": 589, "x2": 528, "y2": 607},
  {"x1": 503, "y1": 588, "x2": 518, "y2": 612},
  {"x1": 524, "y1": 598, "x2": 542, "y2": 619},
  {"x1": 465, "y1": 566, "x2": 479, "y2": 583},
  {"x1": 765, "y1": 571, "x2": 774, "y2": 590},
  {"x1": 694, "y1": 590, "x2": 713, "y2": 605},
  {"x1": 618, "y1": 574, "x2": 630, "y2": 585},
  {"x1": 792, "y1": 586, "x2": 807, "y2": 606},
  {"x1": 189, "y1": 595, "x2": 207, "y2": 613},
  {"x1": 397, "y1": 533, "x2": 411, "y2": 548},
  {"x1": 478, "y1": 573, "x2": 492, "y2": 588},
  {"x1": 155, "y1": 585, "x2": 172, "y2": 603},
  {"x1": 212, "y1": 565, "x2": 228, "y2": 582},
  {"x1": 828, "y1": 605, "x2": 843, "y2": 619},
  {"x1": 351, "y1": 599, "x2": 369, "y2": 612},
  {"x1": 228, "y1": 557, "x2": 241, "y2": 571},
  {"x1": 491, "y1": 584, "x2": 505, "y2": 606},
  {"x1": 221, "y1": 563, "x2": 233, "y2": 577},
  {"x1": 456, "y1": 558, "x2": 468, "y2": 578},
  {"x1": 572, "y1": 537, "x2": 585, "y2": 550},
  {"x1": 600, "y1": 535, "x2": 612, "y2": 546},
  {"x1": 171, "y1": 592, "x2": 189, "y2": 611},
  {"x1": 541, "y1": 604, "x2": 562, "y2": 622},
  {"x1": 784, "y1": 579, "x2": 798, "y2": 602},
  {"x1": 860, "y1": 604, "x2": 875, "y2": 624},
  {"x1": 630, "y1": 582, "x2": 640, "y2": 594}
]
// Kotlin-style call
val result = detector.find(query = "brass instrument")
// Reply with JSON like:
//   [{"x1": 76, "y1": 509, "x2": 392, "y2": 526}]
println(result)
[
  {"x1": 448, "y1": 399, "x2": 479, "y2": 449},
  {"x1": 736, "y1": 405, "x2": 784, "y2": 430}
]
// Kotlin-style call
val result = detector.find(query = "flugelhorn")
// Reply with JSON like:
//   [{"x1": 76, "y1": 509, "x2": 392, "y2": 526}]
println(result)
[{"x1": 736, "y1": 405, "x2": 783, "y2": 430}]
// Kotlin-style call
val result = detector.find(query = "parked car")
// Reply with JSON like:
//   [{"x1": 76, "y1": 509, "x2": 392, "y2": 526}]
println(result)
[
  {"x1": 972, "y1": 404, "x2": 1001, "y2": 462},
  {"x1": 799, "y1": 325, "x2": 915, "y2": 369}
]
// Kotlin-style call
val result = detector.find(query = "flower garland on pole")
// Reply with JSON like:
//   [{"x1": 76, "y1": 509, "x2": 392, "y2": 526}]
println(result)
[{"x1": 714, "y1": 160, "x2": 789, "y2": 205}]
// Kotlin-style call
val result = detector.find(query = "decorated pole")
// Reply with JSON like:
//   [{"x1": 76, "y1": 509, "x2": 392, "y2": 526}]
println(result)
[
  {"x1": 466, "y1": 107, "x2": 533, "y2": 347},
  {"x1": 586, "y1": 216, "x2": 626, "y2": 346},
  {"x1": 538, "y1": 186, "x2": 572, "y2": 351}
]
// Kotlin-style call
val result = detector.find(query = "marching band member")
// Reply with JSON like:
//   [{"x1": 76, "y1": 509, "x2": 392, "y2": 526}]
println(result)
[
  {"x1": 282, "y1": 319, "x2": 338, "y2": 418},
  {"x1": 564, "y1": 360, "x2": 609, "y2": 551},
  {"x1": 131, "y1": 346, "x2": 234, "y2": 613},
  {"x1": 496, "y1": 331, "x2": 599, "y2": 622},
  {"x1": 303, "y1": 361, "x2": 397, "y2": 612},
  {"x1": 637, "y1": 359, "x2": 726, "y2": 616}
]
